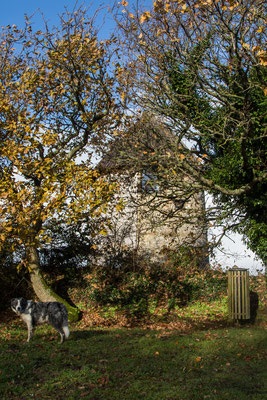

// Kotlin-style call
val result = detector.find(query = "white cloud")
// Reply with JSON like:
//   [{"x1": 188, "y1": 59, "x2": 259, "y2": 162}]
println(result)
[
  {"x1": 205, "y1": 194, "x2": 265, "y2": 275},
  {"x1": 209, "y1": 230, "x2": 265, "y2": 275}
]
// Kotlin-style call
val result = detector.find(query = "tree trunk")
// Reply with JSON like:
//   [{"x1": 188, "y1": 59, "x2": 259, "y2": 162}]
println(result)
[{"x1": 27, "y1": 245, "x2": 80, "y2": 322}]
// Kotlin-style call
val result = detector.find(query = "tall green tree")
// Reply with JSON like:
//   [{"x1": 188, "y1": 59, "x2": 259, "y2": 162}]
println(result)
[{"x1": 115, "y1": 0, "x2": 267, "y2": 264}]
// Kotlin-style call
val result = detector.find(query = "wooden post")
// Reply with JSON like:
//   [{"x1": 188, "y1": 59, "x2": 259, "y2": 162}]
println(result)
[{"x1": 228, "y1": 268, "x2": 250, "y2": 320}]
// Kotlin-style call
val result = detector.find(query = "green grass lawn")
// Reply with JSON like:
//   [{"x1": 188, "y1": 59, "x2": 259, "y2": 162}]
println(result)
[{"x1": 0, "y1": 311, "x2": 266, "y2": 400}]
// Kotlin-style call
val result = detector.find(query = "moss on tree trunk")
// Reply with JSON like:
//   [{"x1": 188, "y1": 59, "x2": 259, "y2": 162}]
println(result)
[{"x1": 27, "y1": 246, "x2": 80, "y2": 322}]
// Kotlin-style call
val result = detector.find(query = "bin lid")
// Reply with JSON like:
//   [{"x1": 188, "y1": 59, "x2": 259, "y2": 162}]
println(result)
[{"x1": 228, "y1": 267, "x2": 249, "y2": 272}]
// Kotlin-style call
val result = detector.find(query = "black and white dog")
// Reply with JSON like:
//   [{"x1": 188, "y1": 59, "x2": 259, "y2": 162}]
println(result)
[{"x1": 11, "y1": 298, "x2": 70, "y2": 344}]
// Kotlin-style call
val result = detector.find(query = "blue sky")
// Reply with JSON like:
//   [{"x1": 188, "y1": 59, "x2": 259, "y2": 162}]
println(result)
[
  {"x1": 0, "y1": 0, "x2": 117, "y2": 37},
  {"x1": 0, "y1": 0, "x2": 153, "y2": 37}
]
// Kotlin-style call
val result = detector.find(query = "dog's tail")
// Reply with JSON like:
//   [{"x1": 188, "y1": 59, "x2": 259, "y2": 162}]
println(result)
[{"x1": 63, "y1": 325, "x2": 70, "y2": 339}]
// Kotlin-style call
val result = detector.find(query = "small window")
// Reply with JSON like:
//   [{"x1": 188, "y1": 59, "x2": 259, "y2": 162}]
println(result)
[{"x1": 141, "y1": 171, "x2": 159, "y2": 194}]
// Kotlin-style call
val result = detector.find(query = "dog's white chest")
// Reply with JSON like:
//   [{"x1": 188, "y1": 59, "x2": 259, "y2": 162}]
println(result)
[{"x1": 21, "y1": 313, "x2": 32, "y2": 324}]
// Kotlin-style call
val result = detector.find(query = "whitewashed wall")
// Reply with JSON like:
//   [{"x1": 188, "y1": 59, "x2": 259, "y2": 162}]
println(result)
[{"x1": 93, "y1": 171, "x2": 208, "y2": 266}]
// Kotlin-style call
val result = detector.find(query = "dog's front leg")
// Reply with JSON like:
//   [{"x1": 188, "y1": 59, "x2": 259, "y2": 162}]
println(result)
[{"x1": 26, "y1": 321, "x2": 34, "y2": 342}]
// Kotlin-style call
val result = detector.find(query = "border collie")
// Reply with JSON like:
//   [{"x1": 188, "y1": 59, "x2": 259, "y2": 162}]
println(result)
[{"x1": 11, "y1": 297, "x2": 70, "y2": 344}]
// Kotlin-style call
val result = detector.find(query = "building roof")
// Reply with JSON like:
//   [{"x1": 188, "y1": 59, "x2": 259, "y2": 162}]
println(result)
[{"x1": 97, "y1": 114, "x2": 172, "y2": 174}]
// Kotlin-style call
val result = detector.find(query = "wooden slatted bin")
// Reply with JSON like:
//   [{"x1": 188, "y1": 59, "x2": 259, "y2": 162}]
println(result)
[{"x1": 228, "y1": 268, "x2": 250, "y2": 320}]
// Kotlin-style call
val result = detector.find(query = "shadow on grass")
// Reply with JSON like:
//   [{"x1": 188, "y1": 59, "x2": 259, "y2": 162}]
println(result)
[{"x1": 71, "y1": 329, "x2": 111, "y2": 340}]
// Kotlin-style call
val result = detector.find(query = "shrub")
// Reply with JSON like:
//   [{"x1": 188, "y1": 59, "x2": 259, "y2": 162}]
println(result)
[
  {"x1": 68, "y1": 246, "x2": 228, "y2": 319},
  {"x1": 249, "y1": 273, "x2": 267, "y2": 308}
]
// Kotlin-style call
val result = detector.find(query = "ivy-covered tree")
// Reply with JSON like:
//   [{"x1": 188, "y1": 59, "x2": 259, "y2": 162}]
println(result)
[{"x1": 115, "y1": 0, "x2": 267, "y2": 264}]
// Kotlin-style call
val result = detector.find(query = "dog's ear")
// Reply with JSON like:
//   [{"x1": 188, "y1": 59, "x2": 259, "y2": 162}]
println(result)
[{"x1": 11, "y1": 298, "x2": 17, "y2": 308}]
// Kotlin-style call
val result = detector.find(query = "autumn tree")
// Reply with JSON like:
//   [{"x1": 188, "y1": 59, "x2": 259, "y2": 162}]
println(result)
[
  {"x1": 114, "y1": 0, "x2": 267, "y2": 264},
  {"x1": 0, "y1": 8, "x2": 124, "y2": 319}
]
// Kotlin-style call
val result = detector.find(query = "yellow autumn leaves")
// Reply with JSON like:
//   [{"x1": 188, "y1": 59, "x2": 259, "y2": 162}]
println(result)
[
  {"x1": 140, "y1": 11, "x2": 152, "y2": 24},
  {"x1": 0, "y1": 8, "x2": 124, "y2": 253}
]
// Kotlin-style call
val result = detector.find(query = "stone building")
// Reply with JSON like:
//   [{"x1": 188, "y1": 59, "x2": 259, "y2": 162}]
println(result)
[{"x1": 94, "y1": 118, "x2": 208, "y2": 267}]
